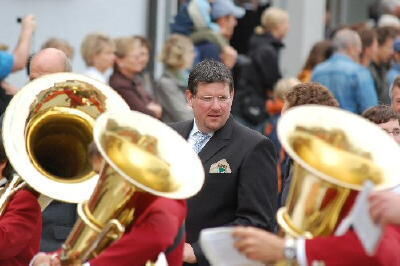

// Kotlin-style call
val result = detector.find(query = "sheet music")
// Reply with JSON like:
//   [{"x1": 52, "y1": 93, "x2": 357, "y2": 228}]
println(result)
[
  {"x1": 200, "y1": 227, "x2": 264, "y2": 266},
  {"x1": 351, "y1": 181, "x2": 383, "y2": 255}
]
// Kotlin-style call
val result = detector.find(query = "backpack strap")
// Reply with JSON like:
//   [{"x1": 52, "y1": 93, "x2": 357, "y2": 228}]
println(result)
[{"x1": 165, "y1": 223, "x2": 185, "y2": 255}]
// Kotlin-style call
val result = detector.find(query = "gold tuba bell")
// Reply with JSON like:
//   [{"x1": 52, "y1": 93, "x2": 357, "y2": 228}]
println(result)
[
  {"x1": 60, "y1": 111, "x2": 204, "y2": 264},
  {"x1": 1, "y1": 73, "x2": 130, "y2": 208},
  {"x1": 276, "y1": 105, "x2": 400, "y2": 239}
]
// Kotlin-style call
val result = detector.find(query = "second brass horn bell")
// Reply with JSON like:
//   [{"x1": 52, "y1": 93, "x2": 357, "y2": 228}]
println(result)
[
  {"x1": 60, "y1": 111, "x2": 205, "y2": 264},
  {"x1": 2, "y1": 73, "x2": 130, "y2": 204},
  {"x1": 276, "y1": 105, "x2": 400, "y2": 239}
]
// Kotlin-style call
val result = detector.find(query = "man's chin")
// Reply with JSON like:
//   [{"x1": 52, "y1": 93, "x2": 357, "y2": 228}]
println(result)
[{"x1": 205, "y1": 122, "x2": 222, "y2": 132}]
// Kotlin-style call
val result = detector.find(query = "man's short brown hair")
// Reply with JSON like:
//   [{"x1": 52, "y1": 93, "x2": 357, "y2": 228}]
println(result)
[
  {"x1": 376, "y1": 26, "x2": 398, "y2": 46},
  {"x1": 285, "y1": 82, "x2": 339, "y2": 108},
  {"x1": 358, "y1": 28, "x2": 377, "y2": 51},
  {"x1": 362, "y1": 105, "x2": 400, "y2": 124}
]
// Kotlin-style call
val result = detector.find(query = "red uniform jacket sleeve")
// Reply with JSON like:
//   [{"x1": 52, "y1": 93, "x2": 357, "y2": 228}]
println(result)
[
  {"x1": 0, "y1": 189, "x2": 42, "y2": 265},
  {"x1": 305, "y1": 226, "x2": 400, "y2": 266},
  {"x1": 90, "y1": 197, "x2": 187, "y2": 266}
]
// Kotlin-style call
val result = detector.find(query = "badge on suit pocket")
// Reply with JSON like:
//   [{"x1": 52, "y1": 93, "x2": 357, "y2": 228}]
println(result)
[{"x1": 209, "y1": 159, "x2": 232, "y2": 173}]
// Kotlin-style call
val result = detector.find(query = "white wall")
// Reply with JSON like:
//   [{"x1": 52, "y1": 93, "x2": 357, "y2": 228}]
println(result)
[
  {"x1": 1, "y1": 0, "x2": 149, "y2": 87},
  {"x1": 275, "y1": 0, "x2": 326, "y2": 78}
]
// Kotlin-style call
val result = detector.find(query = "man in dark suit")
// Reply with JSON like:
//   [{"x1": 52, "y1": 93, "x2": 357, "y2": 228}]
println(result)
[
  {"x1": 170, "y1": 59, "x2": 277, "y2": 265},
  {"x1": 28, "y1": 48, "x2": 77, "y2": 252}
]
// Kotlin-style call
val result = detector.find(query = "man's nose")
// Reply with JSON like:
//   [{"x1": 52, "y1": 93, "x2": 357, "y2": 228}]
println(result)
[{"x1": 210, "y1": 99, "x2": 222, "y2": 109}]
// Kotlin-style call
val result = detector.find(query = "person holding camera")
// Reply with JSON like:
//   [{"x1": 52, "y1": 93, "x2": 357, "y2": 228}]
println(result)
[
  {"x1": 0, "y1": 15, "x2": 36, "y2": 113},
  {"x1": 0, "y1": 15, "x2": 36, "y2": 79}
]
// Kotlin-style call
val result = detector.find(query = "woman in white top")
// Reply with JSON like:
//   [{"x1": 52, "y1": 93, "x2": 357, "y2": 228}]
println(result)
[{"x1": 81, "y1": 33, "x2": 115, "y2": 84}]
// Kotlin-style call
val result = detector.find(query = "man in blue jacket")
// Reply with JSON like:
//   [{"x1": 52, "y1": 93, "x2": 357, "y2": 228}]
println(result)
[{"x1": 313, "y1": 28, "x2": 378, "y2": 114}]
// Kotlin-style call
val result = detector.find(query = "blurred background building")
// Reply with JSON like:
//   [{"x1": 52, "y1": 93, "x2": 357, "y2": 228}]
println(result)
[{"x1": 0, "y1": 0, "x2": 383, "y2": 86}]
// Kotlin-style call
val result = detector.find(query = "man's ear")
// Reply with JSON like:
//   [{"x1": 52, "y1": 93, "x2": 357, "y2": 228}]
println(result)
[{"x1": 186, "y1": 90, "x2": 193, "y2": 107}]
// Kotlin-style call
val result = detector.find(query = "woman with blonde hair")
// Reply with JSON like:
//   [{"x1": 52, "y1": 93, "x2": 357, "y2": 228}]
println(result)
[
  {"x1": 155, "y1": 34, "x2": 195, "y2": 122},
  {"x1": 110, "y1": 36, "x2": 162, "y2": 118},
  {"x1": 80, "y1": 33, "x2": 115, "y2": 83},
  {"x1": 237, "y1": 7, "x2": 289, "y2": 128},
  {"x1": 243, "y1": 7, "x2": 289, "y2": 97}
]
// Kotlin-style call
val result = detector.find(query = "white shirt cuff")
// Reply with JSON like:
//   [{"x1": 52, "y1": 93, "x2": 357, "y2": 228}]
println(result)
[{"x1": 296, "y1": 238, "x2": 308, "y2": 266}]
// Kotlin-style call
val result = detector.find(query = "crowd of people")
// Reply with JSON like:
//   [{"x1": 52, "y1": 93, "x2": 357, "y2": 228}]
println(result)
[{"x1": 1, "y1": 0, "x2": 400, "y2": 265}]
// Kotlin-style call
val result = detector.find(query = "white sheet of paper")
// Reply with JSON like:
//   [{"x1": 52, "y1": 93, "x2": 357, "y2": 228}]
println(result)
[
  {"x1": 200, "y1": 227, "x2": 264, "y2": 266},
  {"x1": 351, "y1": 181, "x2": 383, "y2": 255}
]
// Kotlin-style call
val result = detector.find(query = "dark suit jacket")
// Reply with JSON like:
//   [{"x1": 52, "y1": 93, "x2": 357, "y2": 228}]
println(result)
[
  {"x1": 170, "y1": 117, "x2": 277, "y2": 266},
  {"x1": 40, "y1": 201, "x2": 77, "y2": 252},
  {"x1": 0, "y1": 189, "x2": 42, "y2": 266}
]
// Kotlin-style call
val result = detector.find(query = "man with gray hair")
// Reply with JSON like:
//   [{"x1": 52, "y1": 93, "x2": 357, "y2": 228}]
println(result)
[{"x1": 312, "y1": 28, "x2": 378, "y2": 114}]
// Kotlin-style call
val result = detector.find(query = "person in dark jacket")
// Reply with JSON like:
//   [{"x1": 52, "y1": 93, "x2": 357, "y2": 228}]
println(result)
[
  {"x1": 170, "y1": 60, "x2": 277, "y2": 266},
  {"x1": 234, "y1": 7, "x2": 289, "y2": 128},
  {"x1": 244, "y1": 7, "x2": 289, "y2": 99}
]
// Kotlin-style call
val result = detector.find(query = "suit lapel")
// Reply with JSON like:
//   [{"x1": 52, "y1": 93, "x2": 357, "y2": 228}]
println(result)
[
  {"x1": 171, "y1": 120, "x2": 193, "y2": 139},
  {"x1": 198, "y1": 117, "x2": 234, "y2": 164}
]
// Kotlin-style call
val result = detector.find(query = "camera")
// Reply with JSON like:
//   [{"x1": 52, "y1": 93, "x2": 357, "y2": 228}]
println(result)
[{"x1": 16, "y1": 17, "x2": 22, "y2": 23}]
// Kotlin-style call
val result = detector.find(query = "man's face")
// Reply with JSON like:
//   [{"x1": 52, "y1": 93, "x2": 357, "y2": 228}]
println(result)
[
  {"x1": 218, "y1": 15, "x2": 238, "y2": 40},
  {"x1": 378, "y1": 38, "x2": 394, "y2": 64},
  {"x1": 392, "y1": 87, "x2": 400, "y2": 113},
  {"x1": 187, "y1": 82, "x2": 233, "y2": 133},
  {"x1": 368, "y1": 38, "x2": 379, "y2": 59},
  {"x1": 379, "y1": 119, "x2": 400, "y2": 144}
]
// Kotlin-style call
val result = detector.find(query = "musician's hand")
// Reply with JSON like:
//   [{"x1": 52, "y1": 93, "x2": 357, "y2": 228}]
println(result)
[
  {"x1": 31, "y1": 252, "x2": 61, "y2": 266},
  {"x1": 233, "y1": 226, "x2": 285, "y2": 263},
  {"x1": 183, "y1": 243, "x2": 197, "y2": 263},
  {"x1": 369, "y1": 191, "x2": 400, "y2": 226}
]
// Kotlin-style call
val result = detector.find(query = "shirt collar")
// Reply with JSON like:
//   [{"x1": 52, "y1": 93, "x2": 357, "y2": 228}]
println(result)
[
  {"x1": 189, "y1": 119, "x2": 214, "y2": 139},
  {"x1": 333, "y1": 52, "x2": 354, "y2": 62}
]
